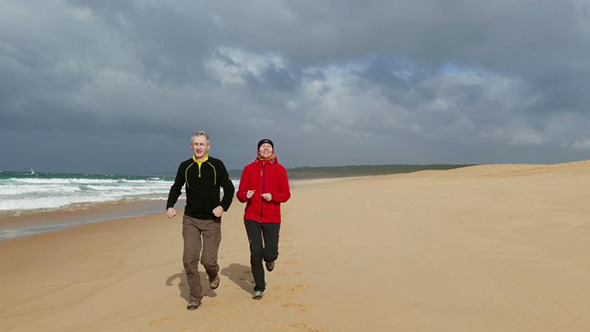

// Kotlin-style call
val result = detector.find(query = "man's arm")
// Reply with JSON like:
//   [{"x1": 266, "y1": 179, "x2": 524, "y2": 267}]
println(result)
[
  {"x1": 217, "y1": 160, "x2": 235, "y2": 211},
  {"x1": 166, "y1": 162, "x2": 185, "y2": 210}
]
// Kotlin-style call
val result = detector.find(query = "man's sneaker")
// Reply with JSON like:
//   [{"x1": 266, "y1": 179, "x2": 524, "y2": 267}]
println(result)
[
  {"x1": 265, "y1": 261, "x2": 275, "y2": 272},
  {"x1": 209, "y1": 274, "x2": 220, "y2": 290},
  {"x1": 252, "y1": 291, "x2": 263, "y2": 300},
  {"x1": 187, "y1": 298, "x2": 202, "y2": 310}
]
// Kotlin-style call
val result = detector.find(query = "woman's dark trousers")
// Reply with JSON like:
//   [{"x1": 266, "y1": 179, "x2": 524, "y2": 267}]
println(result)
[{"x1": 244, "y1": 220, "x2": 280, "y2": 292}]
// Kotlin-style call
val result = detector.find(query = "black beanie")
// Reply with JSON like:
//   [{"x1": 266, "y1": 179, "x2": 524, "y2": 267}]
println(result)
[{"x1": 257, "y1": 138, "x2": 274, "y2": 150}]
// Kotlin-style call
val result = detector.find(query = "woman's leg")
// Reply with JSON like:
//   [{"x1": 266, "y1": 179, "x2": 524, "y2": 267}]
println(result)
[
  {"x1": 244, "y1": 220, "x2": 265, "y2": 292},
  {"x1": 262, "y1": 223, "x2": 281, "y2": 266}
]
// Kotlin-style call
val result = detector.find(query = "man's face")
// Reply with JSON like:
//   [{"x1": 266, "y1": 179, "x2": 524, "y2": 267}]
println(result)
[
  {"x1": 191, "y1": 135, "x2": 210, "y2": 159},
  {"x1": 258, "y1": 143, "x2": 273, "y2": 158}
]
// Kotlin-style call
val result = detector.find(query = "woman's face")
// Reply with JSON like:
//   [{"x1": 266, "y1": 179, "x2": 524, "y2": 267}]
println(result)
[{"x1": 258, "y1": 143, "x2": 274, "y2": 158}]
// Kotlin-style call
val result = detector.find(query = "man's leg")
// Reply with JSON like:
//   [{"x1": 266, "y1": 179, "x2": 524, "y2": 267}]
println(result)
[
  {"x1": 244, "y1": 220, "x2": 265, "y2": 292},
  {"x1": 262, "y1": 223, "x2": 281, "y2": 267},
  {"x1": 199, "y1": 218, "x2": 222, "y2": 286},
  {"x1": 182, "y1": 215, "x2": 203, "y2": 301}
]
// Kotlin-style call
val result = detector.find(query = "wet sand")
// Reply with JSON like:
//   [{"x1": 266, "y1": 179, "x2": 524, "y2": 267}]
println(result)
[{"x1": 0, "y1": 199, "x2": 183, "y2": 241}]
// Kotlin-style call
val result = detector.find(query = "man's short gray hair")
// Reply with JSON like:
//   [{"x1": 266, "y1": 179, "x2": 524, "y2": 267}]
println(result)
[{"x1": 191, "y1": 131, "x2": 210, "y2": 143}]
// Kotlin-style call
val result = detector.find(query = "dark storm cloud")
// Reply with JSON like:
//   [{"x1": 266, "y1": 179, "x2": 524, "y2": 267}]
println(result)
[{"x1": 1, "y1": 0, "x2": 590, "y2": 175}]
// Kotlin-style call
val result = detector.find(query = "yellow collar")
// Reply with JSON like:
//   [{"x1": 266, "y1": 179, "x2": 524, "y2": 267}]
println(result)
[{"x1": 193, "y1": 155, "x2": 209, "y2": 165}]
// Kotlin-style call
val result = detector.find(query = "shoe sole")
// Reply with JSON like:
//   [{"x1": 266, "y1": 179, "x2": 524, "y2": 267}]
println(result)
[
  {"x1": 210, "y1": 276, "x2": 220, "y2": 290},
  {"x1": 187, "y1": 302, "x2": 201, "y2": 310}
]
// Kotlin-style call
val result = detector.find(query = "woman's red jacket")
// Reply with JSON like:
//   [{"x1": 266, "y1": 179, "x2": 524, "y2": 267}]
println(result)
[{"x1": 236, "y1": 157, "x2": 291, "y2": 223}]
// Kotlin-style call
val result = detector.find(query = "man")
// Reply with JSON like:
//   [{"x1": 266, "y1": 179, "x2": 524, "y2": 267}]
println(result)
[{"x1": 166, "y1": 131, "x2": 235, "y2": 310}]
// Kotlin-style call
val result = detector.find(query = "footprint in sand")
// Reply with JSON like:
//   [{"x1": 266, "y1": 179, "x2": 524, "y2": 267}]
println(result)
[
  {"x1": 273, "y1": 284, "x2": 310, "y2": 293},
  {"x1": 272, "y1": 285, "x2": 288, "y2": 291},
  {"x1": 282, "y1": 302, "x2": 310, "y2": 313},
  {"x1": 270, "y1": 284, "x2": 311, "y2": 300},
  {"x1": 292, "y1": 322, "x2": 306, "y2": 329},
  {"x1": 287, "y1": 284, "x2": 310, "y2": 295},
  {"x1": 285, "y1": 260, "x2": 300, "y2": 265},
  {"x1": 291, "y1": 322, "x2": 327, "y2": 332},
  {"x1": 148, "y1": 315, "x2": 173, "y2": 326},
  {"x1": 208, "y1": 300, "x2": 224, "y2": 307}
]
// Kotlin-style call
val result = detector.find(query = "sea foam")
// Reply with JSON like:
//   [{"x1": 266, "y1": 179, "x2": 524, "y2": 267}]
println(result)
[
  {"x1": 0, "y1": 172, "x2": 238, "y2": 216},
  {"x1": 0, "y1": 172, "x2": 172, "y2": 215}
]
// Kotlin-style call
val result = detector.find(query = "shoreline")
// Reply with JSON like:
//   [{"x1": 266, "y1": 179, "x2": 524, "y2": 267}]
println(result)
[
  {"x1": 1, "y1": 159, "x2": 586, "y2": 243},
  {"x1": 0, "y1": 177, "x2": 338, "y2": 242}
]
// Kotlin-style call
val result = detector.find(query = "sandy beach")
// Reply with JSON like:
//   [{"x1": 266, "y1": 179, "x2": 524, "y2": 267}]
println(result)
[{"x1": 1, "y1": 162, "x2": 590, "y2": 331}]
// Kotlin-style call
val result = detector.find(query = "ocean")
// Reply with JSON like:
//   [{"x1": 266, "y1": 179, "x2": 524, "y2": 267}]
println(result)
[
  {"x1": 0, "y1": 171, "x2": 177, "y2": 217},
  {"x1": 0, "y1": 170, "x2": 240, "y2": 241}
]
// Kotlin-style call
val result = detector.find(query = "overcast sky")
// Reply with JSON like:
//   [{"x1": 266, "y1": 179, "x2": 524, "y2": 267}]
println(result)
[{"x1": 2, "y1": 0, "x2": 590, "y2": 175}]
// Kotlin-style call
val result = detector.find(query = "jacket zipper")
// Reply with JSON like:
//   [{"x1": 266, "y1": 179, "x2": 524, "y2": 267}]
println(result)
[{"x1": 259, "y1": 161, "x2": 266, "y2": 222}]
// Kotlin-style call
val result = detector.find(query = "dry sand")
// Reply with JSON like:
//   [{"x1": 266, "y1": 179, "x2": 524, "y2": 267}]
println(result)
[{"x1": 1, "y1": 161, "x2": 590, "y2": 331}]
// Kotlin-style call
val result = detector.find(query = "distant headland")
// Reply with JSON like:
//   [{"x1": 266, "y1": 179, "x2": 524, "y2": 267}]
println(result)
[{"x1": 229, "y1": 164, "x2": 473, "y2": 180}]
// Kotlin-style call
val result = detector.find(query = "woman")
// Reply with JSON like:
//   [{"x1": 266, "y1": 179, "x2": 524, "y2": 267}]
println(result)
[{"x1": 237, "y1": 138, "x2": 291, "y2": 300}]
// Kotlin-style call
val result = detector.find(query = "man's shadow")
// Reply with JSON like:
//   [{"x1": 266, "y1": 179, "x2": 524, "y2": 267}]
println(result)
[
  {"x1": 220, "y1": 263, "x2": 254, "y2": 295},
  {"x1": 166, "y1": 271, "x2": 218, "y2": 300}
]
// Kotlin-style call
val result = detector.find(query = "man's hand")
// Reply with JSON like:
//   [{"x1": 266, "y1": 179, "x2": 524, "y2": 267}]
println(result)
[
  {"x1": 261, "y1": 193, "x2": 272, "y2": 201},
  {"x1": 246, "y1": 190, "x2": 255, "y2": 199},
  {"x1": 213, "y1": 205, "x2": 224, "y2": 218},
  {"x1": 166, "y1": 207, "x2": 177, "y2": 219}
]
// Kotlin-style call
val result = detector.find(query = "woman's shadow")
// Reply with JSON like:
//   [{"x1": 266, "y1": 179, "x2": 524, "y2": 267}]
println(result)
[{"x1": 220, "y1": 263, "x2": 255, "y2": 295}]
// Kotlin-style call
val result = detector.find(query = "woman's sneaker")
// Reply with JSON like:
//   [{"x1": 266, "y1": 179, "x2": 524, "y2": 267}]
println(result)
[
  {"x1": 265, "y1": 261, "x2": 275, "y2": 272},
  {"x1": 252, "y1": 291, "x2": 263, "y2": 300},
  {"x1": 209, "y1": 274, "x2": 220, "y2": 290}
]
